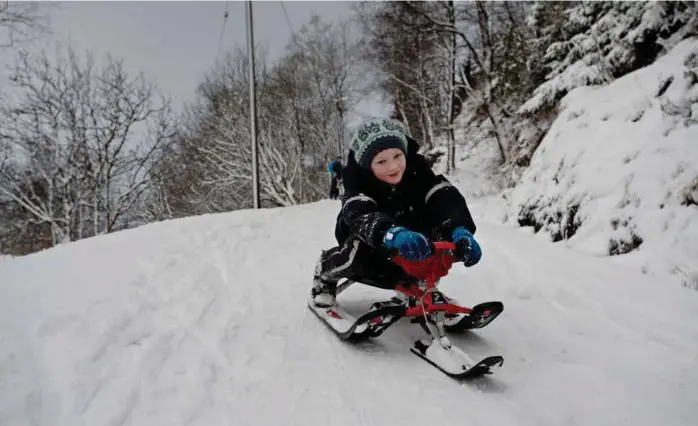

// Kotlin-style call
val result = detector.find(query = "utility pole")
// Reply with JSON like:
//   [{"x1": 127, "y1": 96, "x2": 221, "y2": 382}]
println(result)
[{"x1": 246, "y1": 0, "x2": 260, "y2": 209}]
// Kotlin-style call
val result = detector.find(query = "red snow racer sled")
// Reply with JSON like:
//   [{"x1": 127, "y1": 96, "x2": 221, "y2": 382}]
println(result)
[{"x1": 309, "y1": 241, "x2": 505, "y2": 380}]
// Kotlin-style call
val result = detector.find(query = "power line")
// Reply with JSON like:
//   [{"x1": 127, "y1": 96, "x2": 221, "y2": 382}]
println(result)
[
  {"x1": 279, "y1": 1, "x2": 301, "y2": 49},
  {"x1": 216, "y1": 2, "x2": 230, "y2": 60}
]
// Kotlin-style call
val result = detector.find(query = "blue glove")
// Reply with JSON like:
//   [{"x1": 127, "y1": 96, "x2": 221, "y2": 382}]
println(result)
[
  {"x1": 383, "y1": 226, "x2": 432, "y2": 261},
  {"x1": 452, "y1": 226, "x2": 482, "y2": 266}
]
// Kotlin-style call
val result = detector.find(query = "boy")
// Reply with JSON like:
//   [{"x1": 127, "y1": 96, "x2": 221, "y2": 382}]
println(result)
[{"x1": 311, "y1": 117, "x2": 482, "y2": 307}]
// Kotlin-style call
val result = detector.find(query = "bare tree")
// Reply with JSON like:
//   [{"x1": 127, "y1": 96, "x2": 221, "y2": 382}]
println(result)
[
  {"x1": 0, "y1": 1, "x2": 49, "y2": 49},
  {"x1": 172, "y1": 47, "x2": 303, "y2": 210},
  {"x1": 399, "y1": 1, "x2": 533, "y2": 165},
  {"x1": 0, "y1": 46, "x2": 172, "y2": 252},
  {"x1": 155, "y1": 15, "x2": 363, "y2": 215},
  {"x1": 355, "y1": 1, "x2": 442, "y2": 150}
]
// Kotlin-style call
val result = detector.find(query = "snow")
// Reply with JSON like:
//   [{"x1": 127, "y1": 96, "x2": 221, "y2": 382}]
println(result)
[
  {"x1": 2, "y1": 200, "x2": 698, "y2": 426},
  {"x1": 505, "y1": 38, "x2": 698, "y2": 289}
]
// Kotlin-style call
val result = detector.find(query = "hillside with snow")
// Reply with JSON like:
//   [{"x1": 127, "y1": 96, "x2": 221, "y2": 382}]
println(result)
[
  {"x1": 504, "y1": 38, "x2": 698, "y2": 289},
  {"x1": 441, "y1": 38, "x2": 698, "y2": 290},
  {"x1": 1, "y1": 200, "x2": 697, "y2": 426}
]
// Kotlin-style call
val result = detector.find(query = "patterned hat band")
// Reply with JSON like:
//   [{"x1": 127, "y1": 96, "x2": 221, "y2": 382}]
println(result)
[{"x1": 350, "y1": 118, "x2": 408, "y2": 169}]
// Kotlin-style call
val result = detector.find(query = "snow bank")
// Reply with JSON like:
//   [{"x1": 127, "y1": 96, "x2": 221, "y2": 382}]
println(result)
[{"x1": 506, "y1": 38, "x2": 698, "y2": 289}]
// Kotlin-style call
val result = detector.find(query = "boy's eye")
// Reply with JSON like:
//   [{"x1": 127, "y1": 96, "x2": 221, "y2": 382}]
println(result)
[{"x1": 393, "y1": 153, "x2": 401, "y2": 160}]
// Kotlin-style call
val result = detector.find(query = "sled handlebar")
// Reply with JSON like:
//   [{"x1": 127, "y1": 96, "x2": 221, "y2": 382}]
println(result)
[
  {"x1": 430, "y1": 241, "x2": 456, "y2": 252},
  {"x1": 390, "y1": 241, "x2": 458, "y2": 282},
  {"x1": 389, "y1": 241, "x2": 456, "y2": 263},
  {"x1": 387, "y1": 241, "x2": 457, "y2": 259}
]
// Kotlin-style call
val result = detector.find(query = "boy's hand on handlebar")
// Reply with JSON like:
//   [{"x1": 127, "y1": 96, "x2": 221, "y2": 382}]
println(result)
[
  {"x1": 383, "y1": 226, "x2": 432, "y2": 261},
  {"x1": 452, "y1": 226, "x2": 482, "y2": 266}
]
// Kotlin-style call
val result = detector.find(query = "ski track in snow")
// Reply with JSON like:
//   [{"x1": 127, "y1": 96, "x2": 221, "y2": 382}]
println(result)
[{"x1": 1, "y1": 201, "x2": 697, "y2": 426}]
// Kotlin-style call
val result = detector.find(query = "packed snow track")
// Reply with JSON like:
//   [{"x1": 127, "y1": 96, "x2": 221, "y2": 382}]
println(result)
[{"x1": 1, "y1": 201, "x2": 697, "y2": 426}]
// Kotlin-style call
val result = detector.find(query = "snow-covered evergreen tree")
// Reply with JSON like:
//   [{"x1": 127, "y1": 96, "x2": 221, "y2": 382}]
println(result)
[
  {"x1": 521, "y1": 1, "x2": 697, "y2": 115},
  {"x1": 526, "y1": 1, "x2": 574, "y2": 96}
]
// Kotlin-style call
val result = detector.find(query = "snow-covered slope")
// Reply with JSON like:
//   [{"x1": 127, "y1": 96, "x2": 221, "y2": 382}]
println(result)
[
  {"x1": 506, "y1": 38, "x2": 698, "y2": 289},
  {"x1": 1, "y1": 200, "x2": 697, "y2": 426}
]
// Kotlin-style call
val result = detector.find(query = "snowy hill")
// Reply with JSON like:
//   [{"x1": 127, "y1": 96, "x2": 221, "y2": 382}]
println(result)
[
  {"x1": 1, "y1": 200, "x2": 698, "y2": 426},
  {"x1": 477, "y1": 38, "x2": 698, "y2": 289}
]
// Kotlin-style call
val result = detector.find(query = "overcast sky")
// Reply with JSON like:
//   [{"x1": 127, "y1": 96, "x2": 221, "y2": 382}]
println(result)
[
  {"x1": 46, "y1": 1, "x2": 348, "y2": 105},
  {"x1": 20, "y1": 1, "x2": 388, "y2": 120}
]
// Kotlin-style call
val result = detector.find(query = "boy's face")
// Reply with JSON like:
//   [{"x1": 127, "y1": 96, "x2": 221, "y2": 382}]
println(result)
[{"x1": 370, "y1": 148, "x2": 406, "y2": 185}]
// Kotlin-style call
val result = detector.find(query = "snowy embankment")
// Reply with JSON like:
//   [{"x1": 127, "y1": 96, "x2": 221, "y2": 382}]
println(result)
[
  {"x1": 1, "y1": 200, "x2": 698, "y2": 426},
  {"x1": 501, "y1": 38, "x2": 698, "y2": 289}
]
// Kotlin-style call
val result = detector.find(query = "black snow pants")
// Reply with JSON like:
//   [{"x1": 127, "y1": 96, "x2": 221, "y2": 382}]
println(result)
[
  {"x1": 329, "y1": 175, "x2": 341, "y2": 199},
  {"x1": 315, "y1": 237, "x2": 417, "y2": 289}
]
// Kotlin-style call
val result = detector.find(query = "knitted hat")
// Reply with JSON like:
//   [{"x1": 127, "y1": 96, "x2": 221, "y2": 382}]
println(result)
[{"x1": 350, "y1": 118, "x2": 409, "y2": 169}]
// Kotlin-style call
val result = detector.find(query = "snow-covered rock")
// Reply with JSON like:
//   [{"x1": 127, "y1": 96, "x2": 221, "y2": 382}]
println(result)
[{"x1": 507, "y1": 38, "x2": 698, "y2": 289}]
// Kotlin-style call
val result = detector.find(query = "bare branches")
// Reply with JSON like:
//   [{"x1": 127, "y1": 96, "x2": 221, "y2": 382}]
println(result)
[
  {"x1": 150, "y1": 15, "x2": 360, "y2": 215},
  {"x1": 0, "y1": 45, "x2": 173, "y2": 253},
  {"x1": 0, "y1": 1, "x2": 50, "y2": 49},
  {"x1": 391, "y1": 1, "x2": 534, "y2": 165},
  {"x1": 356, "y1": 1, "x2": 443, "y2": 148}
]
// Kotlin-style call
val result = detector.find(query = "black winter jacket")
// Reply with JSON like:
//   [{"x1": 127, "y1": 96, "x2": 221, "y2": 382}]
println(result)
[{"x1": 335, "y1": 137, "x2": 476, "y2": 250}]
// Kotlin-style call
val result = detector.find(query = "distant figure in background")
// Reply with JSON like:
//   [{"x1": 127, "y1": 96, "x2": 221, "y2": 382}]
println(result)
[{"x1": 328, "y1": 157, "x2": 344, "y2": 200}]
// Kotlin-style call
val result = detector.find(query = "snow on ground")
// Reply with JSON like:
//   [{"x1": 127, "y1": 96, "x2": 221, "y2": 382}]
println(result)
[
  {"x1": 501, "y1": 38, "x2": 698, "y2": 289},
  {"x1": 1, "y1": 200, "x2": 698, "y2": 426}
]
